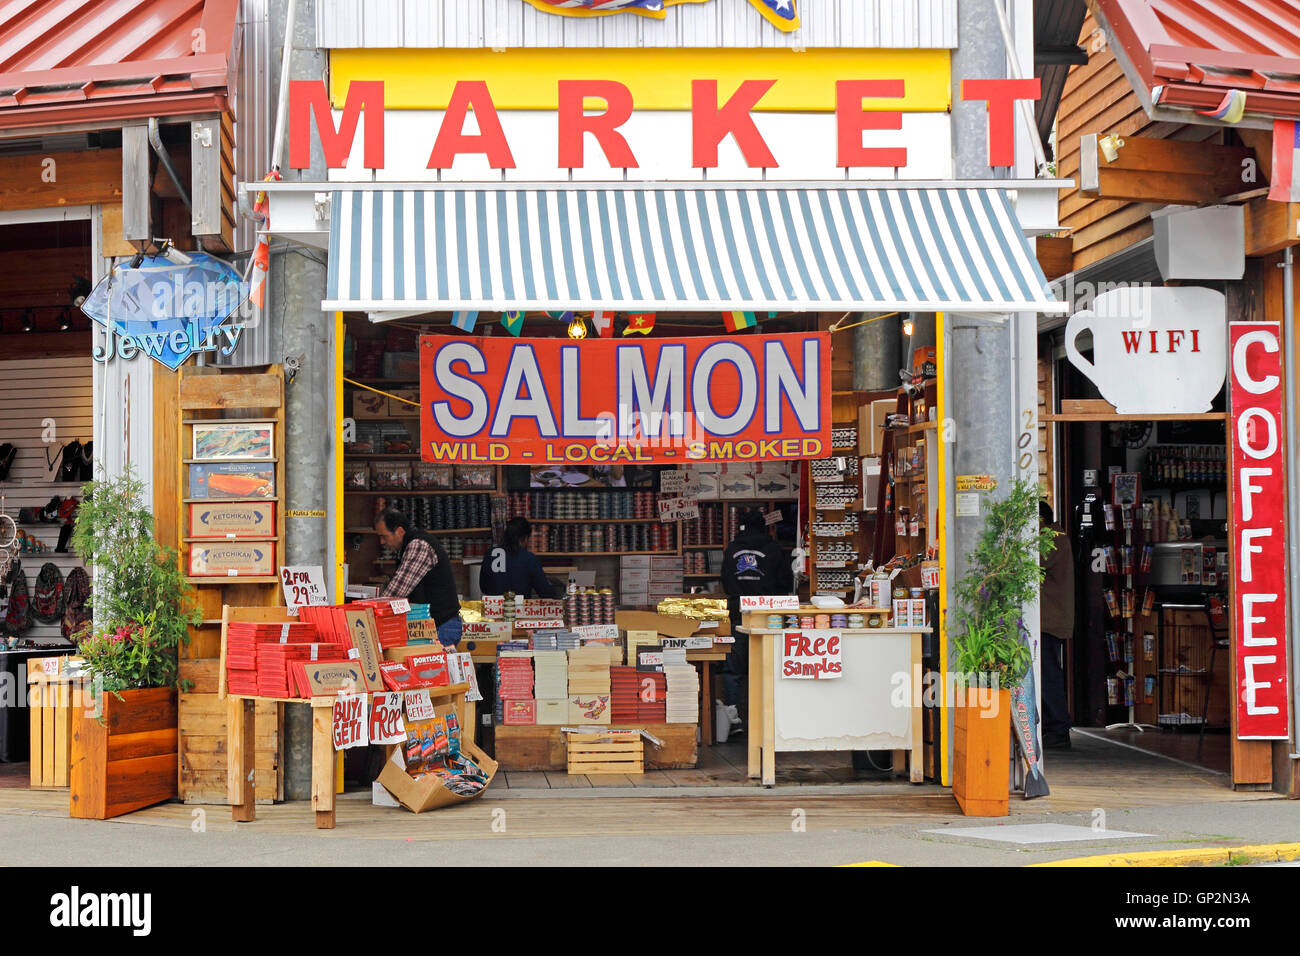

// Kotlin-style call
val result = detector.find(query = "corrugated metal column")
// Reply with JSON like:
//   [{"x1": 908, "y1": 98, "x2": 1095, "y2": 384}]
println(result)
[
  {"x1": 853, "y1": 314, "x2": 901, "y2": 392},
  {"x1": 943, "y1": 0, "x2": 1017, "y2": 787},
  {"x1": 274, "y1": 0, "x2": 331, "y2": 802}
]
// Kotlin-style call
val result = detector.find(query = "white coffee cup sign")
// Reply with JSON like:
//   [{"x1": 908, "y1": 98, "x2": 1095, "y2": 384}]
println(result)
[{"x1": 1064, "y1": 286, "x2": 1226, "y2": 414}]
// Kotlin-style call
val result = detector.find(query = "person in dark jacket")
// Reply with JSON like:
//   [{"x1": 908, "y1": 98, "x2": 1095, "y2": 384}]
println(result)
[
  {"x1": 376, "y1": 508, "x2": 463, "y2": 647},
  {"x1": 720, "y1": 509, "x2": 791, "y2": 710},
  {"x1": 479, "y1": 517, "x2": 555, "y2": 598}
]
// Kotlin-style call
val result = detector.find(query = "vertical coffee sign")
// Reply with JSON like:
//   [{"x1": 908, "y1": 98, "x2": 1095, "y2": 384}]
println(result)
[{"x1": 1228, "y1": 323, "x2": 1289, "y2": 739}]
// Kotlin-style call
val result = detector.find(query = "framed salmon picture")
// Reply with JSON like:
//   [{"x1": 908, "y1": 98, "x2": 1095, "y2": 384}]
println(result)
[
  {"x1": 192, "y1": 421, "x2": 275, "y2": 461},
  {"x1": 188, "y1": 462, "x2": 276, "y2": 500}
]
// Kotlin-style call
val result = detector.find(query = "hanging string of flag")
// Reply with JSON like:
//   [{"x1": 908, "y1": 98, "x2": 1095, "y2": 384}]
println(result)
[{"x1": 440, "y1": 311, "x2": 779, "y2": 336}]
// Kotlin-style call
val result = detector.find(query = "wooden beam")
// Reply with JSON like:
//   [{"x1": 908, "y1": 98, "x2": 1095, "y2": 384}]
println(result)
[
  {"x1": 121, "y1": 127, "x2": 150, "y2": 242},
  {"x1": 1244, "y1": 195, "x2": 1300, "y2": 256},
  {"x1": 1036, "y1": 236, "x2": 1074, "y2": 280},
  {"x1": 0, "y1": 148, "x2": 123, "y2": 211},
  {"x1": 1079, "y1": 134, "x2": 1254, "y2": 204}
]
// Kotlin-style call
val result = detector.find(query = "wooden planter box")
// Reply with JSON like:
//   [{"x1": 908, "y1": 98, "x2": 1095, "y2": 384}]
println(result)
[
  {"x1": 952, "y1": 686, "x2": 1011, "y2": 817},
  {"x1": 70, "y1": 687, "x2": 178, "y2": 820}
]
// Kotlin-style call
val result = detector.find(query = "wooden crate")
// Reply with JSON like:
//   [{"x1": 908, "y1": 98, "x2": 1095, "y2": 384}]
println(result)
[
  {"x1": 494, "y1": 723, "x2": 697, "y2": 771},
  {"x1": 566, "y1": 730, "x2": 645, "y2": 775},
  {"x1": 26, "y1": 657, "x2": 74, "y2": 790}
]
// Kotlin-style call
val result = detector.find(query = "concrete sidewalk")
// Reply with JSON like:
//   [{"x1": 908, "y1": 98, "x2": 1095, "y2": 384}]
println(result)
[{"x1": 0, "y1": 728, "x2": 1292, "y2": 866}]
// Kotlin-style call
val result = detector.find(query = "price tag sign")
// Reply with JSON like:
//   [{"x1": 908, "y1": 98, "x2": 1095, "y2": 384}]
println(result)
[
  {"x1": 41, "y1": 658, "x2": 60, "y2": 676},
  {"x1": 404, "y1": 689, "x2": 436, "y2": 722},
  {"x1": 572, "y1": 624, "x2": 619, "y2": 641},
  {"x1": 280, "y1": 565, "x2": 328, "y2": 617},
  {"x1": 331, "y1": 693, "x2": 369, "y2": 749},
  {"x1": 659, "y1": 470, "x2": 689, "y2": 494},
  {"x1": 515, "y1": 619, "x2": 565, "y2": 630},
  {"x1": 658, "y1": 496, "x2": 700, "y2": 521},
  {"x1": 368, "y1": 692, "x2": 406, "y2": 745},
  {"x1": 739, "y1": 595, "x2": 800, "y2": 612},
  {"x1": 388, "y1": 599, "x2": 410, "y2": 614}
]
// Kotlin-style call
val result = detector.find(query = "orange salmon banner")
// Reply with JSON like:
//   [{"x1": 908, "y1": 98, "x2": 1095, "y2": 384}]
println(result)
[{"x1": 418, "y1": 332, "x2": 830, "y2": 465}]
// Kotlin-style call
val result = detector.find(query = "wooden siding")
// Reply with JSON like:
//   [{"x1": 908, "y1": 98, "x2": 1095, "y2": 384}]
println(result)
[{"x1": 1057, "y1": 14, "x2": 1222, "y2": 271}]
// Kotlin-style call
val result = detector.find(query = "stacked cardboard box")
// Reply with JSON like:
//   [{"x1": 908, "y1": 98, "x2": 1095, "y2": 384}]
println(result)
[
  {"x1": 637, "y1": 672, "x2": 667, "y2": 722},
  {"x1": 647, "y1": 554, "x2": 684, "y2": 604},
  {"x1": 256, "y1": 642, "x2": 338, "y2": 698},
  {"x1": 620, "y1": 554, "x2": 650, "y2": 606},
  {"x1": 225, "y1": 621, "x2": 329, "y2": 696},
  {"x1": 531, "y1": 628, "x2": 579, "y2": 651},
  {"x1": 609, "y1": 665, "x2": 640, "y2": 722},
  {"x1": 347, "y1": 599, "x2": 410, "y2": 649},
  {"x1": 664, "y1": 664, "x2": 700, "y2": 723},
  {"x1": 532, "y1": 650, "x2": 569, "y2": 725},
  {"x1": 568, "y1": 646, "x2": 611, "y2": 724},
  {"x1": 498, "y1": 650, "x2": 535, "y2": 725}
]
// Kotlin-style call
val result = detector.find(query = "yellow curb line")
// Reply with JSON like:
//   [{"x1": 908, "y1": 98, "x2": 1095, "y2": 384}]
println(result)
[
  {"x1": 1031, "y1": 842, "x2": 1300, "y2": 867},
  {"x1": 840, "y1": 861, "x2": 900, "y2": 867}
]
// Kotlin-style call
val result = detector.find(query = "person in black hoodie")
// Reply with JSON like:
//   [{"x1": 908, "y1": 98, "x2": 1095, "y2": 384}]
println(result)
[
  {"x1": 479, "y1": 517, "x2": 555, "y2": 598},
  {"x1": 720, "y1": 508, "x2": 791, "y2": 710}
]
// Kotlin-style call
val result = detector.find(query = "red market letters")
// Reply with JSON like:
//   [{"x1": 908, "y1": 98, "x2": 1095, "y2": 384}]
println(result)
[{"x1": 288, "y1": 78, "x2": 1036, "y2": 171}]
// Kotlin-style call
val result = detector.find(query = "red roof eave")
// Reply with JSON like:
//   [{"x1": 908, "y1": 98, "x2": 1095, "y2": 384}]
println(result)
[
  {"x1": 1154, "y1": 83, "x2": 1300, "y2": 120},
  {"x1": 1095, "y1": 0, "x2": 1300, "y2": 121},
  {"x1": 0, "y1": 91, "x2": 229, "y2": 132},
  {"x1": 0, "y1": 0, "x2": 238, "y2": 131}
]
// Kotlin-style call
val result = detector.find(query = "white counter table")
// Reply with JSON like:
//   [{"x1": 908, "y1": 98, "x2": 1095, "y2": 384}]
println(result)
[{"x1": 742, "y1": 611, "x2": 931, "y2": 787}]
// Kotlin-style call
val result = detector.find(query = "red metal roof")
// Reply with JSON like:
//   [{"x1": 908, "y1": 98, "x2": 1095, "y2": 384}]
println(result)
[
  {"x1": 1095, "y1": 0, "x2": 1300, "y2": 119},
  {"x1": 0, "y1": 0, "x2": 238, "y2": 131}
]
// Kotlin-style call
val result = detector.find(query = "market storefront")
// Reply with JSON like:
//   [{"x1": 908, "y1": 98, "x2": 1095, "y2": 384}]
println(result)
[{"x1": 214, "y1": 0, "x2": 1074, "y2": 823}]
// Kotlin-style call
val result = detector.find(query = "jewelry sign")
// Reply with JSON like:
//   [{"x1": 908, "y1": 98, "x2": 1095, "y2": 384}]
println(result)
[{"x1": 1228, "y1": 323, "x2": 1289, "y2": 739}]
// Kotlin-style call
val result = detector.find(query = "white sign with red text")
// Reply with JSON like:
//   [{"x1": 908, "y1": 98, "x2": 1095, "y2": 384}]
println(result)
[
  {"x1": 781, "y1": 629, "x2": 843, "y2": 679},
  {"x1": 280, "y1": 565, "x2": 329, "y2": 617},
  {"x1": 1229, "y1": 323, "x2": 1290, "y2": 739},
  {"x1": 740, "y1": 595, "x2": 799, "y2": 612},
  {"x1": 332, "y1": 693, "x2": 369, "y2": 749},
  {"x1": 368, "y1": 692, "x2": 407, "y2": 745},
  {"x1": 1064, "y1": 287, "x2": 1226, "y2": 414}
]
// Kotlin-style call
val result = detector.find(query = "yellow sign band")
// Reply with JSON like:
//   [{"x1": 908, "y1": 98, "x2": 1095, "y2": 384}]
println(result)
[{"x1": 330, "y1": 48, "x2": 951, "y2": 113}]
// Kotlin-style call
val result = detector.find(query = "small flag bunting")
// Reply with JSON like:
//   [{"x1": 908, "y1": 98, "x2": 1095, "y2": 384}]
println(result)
[
  {"x1": 451, "y1": 311, "x2": 479, "y2": 333},
  {"x1": 724, "y1": 311, "x2": 757, "y2": 332},
  {"x1": 623, "y1": 312, "x2": 656, "y2": 335},
  {"x1": 1196, "y1": 88, "x2": 1246, "y2": 124},
  {"x1": 501, "y1": 311, "x2": 524, "y2": 336},
  {"x1": 591, "y1": 310, "x2": 614, "y2": 338}
]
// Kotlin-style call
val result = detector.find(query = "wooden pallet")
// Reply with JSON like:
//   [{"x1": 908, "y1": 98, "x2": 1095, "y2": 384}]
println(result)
[{"x1": 566, "y1": 731, "x2": 645, "y2": 775}]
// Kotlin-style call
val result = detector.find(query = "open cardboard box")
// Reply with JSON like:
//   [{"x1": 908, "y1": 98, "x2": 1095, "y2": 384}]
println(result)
[
  {"x1": 376, "y1": 702, "x2": 499, "y2": 813},
  {"x1": 616, "y1": 608, "x2": 730, "y2": 639}
]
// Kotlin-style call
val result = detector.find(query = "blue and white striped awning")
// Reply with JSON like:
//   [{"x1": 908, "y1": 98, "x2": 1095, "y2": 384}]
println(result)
[{"x1": 324, "y1": 185, "x2": 1065, "y2": 314}]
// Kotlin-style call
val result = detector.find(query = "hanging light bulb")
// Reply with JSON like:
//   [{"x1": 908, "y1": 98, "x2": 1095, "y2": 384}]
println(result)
[
  {"x1": 58, "y1": 309, "x2": 71, "y2": 331},
  {"x1": 903, "y1": 317, "x2": 914, "y2": 337},
  {"x1": 20, "y1": 309, "x2": 34, "y2": 332},
  {"x1": 567, "y1": 314, "x2": 588, "y2": 339}
]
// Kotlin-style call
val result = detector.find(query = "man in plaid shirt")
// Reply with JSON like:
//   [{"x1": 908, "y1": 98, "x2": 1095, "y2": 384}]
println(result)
[{"x1": 376, "y1": 508, "x2": 464, "y2": 647}]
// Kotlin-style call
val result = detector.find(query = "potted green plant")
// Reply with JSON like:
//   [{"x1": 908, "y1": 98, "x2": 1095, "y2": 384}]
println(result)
[
  {"x1": 949, "y1": 479, "x2": 1057, "y2": 816},
  {"x1": 67, "y1": 467, "x2": 198, "y2": 819}
]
